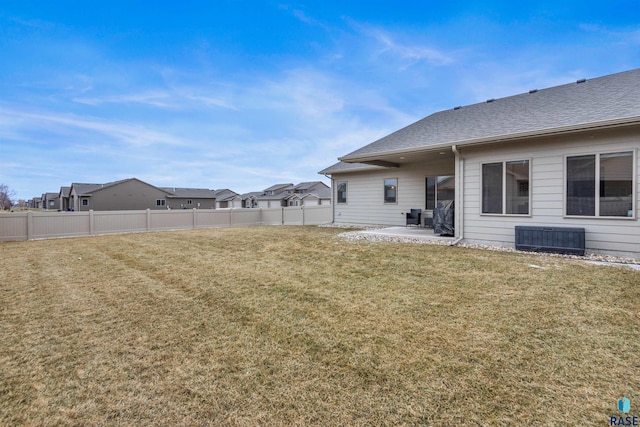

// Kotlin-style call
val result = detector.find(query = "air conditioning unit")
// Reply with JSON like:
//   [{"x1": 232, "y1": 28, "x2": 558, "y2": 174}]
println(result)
[{"x1": 515, "y1": 226, "x2": 585, "y2": 256}]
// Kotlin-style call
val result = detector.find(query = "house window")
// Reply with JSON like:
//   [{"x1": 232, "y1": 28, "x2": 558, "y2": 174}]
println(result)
[
  {"x1": 384, "y1": 178, "x2": 397, "y2": 203},
  {"x1": 156, "y1": 199, "x2": 166, "y2": 206},
  {"x1": 82, "y1": 199, "x2": 89, "y2": 206},
  {"x1": 566, "y1": 151, "x2": 633, "y2": 217},
  {"x1": 187, "y1": 199, "x2": 192, "y2": 205},
  {"x1": 482, "y1": 160, "x2": 530, "y2": 215},
  {"x1": 337, "y1": 181, "x2": 347, "y2": 204},
  {"x1": 425, "y1": 176, "x2": 454, "y2": 210},
  {"x1": 49, "y1": 201, "x2": 55, "y2": 207}
]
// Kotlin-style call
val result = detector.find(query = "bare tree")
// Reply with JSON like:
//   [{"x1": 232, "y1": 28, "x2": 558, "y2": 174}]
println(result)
[{"x1": 0, "y1": 184, "x2": 16, "y2": 210}]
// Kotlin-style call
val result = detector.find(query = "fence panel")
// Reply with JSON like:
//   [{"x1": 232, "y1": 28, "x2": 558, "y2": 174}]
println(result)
[
  {"x1": 231, "y1": 209, "x2": 262, "y2": 226},
  {"x1": 261, "y1": 208, "x2": 283, "y2": 225},
  {"x1": 94, "y1": 210, "x2": 148, "y2": 234},
  {"x1": 33, "y1": 212, "x2": 90, "y2": 239},
  {"x1": 0, "y1": 213, "x2": 28, "y2": 242},
  {"x1": 303, "y1": 205, "x2": 333, "y2": 225},
  {"x1": 150, "y1": 210, "x2": 196, "y2": 231},
  {"x1": 195, "y1": 210, "x2": 232, "y2": 228},
  {"x1": 283, "y1": 207, "x2": 304, "y2": 225}
]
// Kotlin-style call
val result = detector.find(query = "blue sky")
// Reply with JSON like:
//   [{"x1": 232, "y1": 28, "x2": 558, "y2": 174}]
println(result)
[{"x1": 1, "y1": 1, "x2": 639, "y2": 201}]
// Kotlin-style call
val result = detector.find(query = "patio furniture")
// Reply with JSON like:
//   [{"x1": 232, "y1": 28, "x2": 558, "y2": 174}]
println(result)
[
  {"x1": 423, "y1": 211, "x2": 434, "y2": 228},
  {"x1": 433, "y1": 200, "x2": 454, "y2": 236},
  {"x1": 406, "y1": 209, "x2": 422, "y2": 227}
]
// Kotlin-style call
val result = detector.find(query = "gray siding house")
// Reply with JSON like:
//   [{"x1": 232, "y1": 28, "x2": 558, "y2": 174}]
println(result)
[
  {"x1": 241, "y1": 192, "x2": 262, "y2": 208},
  {"x1": 320, "y1": 69, "x2": 640, "y2": 258},
  {"x1": 212, "y1": 189, "x2": 241, "y2": 209},
  {"x1": 257, "y1": 184, "x2": 295, "y2": 208},
  {"x1": 42, "y1": 192, "x2": 61, "y2": 210},
  {"x1": 286, "y1": 182, "x2": 331, "y2": 206},
  {"x1": 255, "y1": 182, "x2": 331, "y2": 208},
  {"x1": 69, "y1": 178, "x2": 174, "y2": 211},
  {"x1": 161, "y1": 187, "x2": 217, "y2": 209},
  {"x1": 58, "y1": 186, "x2": 71, "y2": 211}
]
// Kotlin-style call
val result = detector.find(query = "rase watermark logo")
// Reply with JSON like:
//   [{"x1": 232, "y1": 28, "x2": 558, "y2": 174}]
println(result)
[{"x1": 610, "y1": 397, "x2": 638, "y2": 426}]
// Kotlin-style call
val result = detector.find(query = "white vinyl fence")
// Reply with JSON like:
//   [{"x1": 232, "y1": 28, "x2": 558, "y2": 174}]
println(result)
[{"x1": 0, "y1": 206, "x2": 332, "y2": 242}]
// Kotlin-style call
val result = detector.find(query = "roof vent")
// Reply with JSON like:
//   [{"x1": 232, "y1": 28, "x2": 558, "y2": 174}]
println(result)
[
  {"x1": 576, "y1": 78, "x2": 587, "y2": 84},
  {"x1": 453, "y1": 106, "x2": 462, "y2": 110},
  {"x1": 486, "y1": 98, "x2": 495, "y2": 103},
  {"x1": 529, "y1": 89, "x2": 538, "y2": 94}
]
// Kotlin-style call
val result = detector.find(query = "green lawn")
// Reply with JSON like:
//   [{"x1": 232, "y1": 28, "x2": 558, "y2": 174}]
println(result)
[{"x1": 1, "y1": 226, "x2": 638, "y2": 425}]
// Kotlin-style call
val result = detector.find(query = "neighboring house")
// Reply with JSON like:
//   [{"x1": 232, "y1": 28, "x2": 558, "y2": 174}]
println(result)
[
  {"x1": 30, "y1": 197, "x2": 42, "y2": 209},
  {"x1": 320, "y1": 69, "x2": 640, "y2": 258},
  {"x1": 42, "y1": 192, "x2": 60, "y2": 210},
  {"x1": 162, "y1": 187, "x2": 216, "y2": 209},
  {"x1": 69, "y1": 178, "x2": 174, "y2": 211},
  {"x1": 254, "y1": 182, "x2": 331, "y2": 207},
  {"x1": 59, "y1": 186, "x2": 71, "y2": 211},
  {"x1": 212, "y1": 189, "x2": 242, "y2": 209},
  {"x1": 241, "y1": 192, "x2": 262, "y2": 208},
  {"x1": 292, "y1": 181, "x2": 331, "y2": 206},
  {"x1": 283, "y1": 182, "x2": 331, "y2": 206},
  {"x1": 256, "y1": 183, "x2": 295, "y2": 208}
]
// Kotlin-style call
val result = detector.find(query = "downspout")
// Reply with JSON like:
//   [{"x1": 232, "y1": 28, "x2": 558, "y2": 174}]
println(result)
[
  {"x1": 324, "y1": 173, "x2": 335, "y2": 224},
  {"x1": 450, "y1": 145, "x2": 464, "y2": 246}
]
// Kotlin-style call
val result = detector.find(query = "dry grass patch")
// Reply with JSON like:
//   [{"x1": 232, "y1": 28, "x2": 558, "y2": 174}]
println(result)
[{"x1": 1, "y1": 226, "x2": 638, "y2": 425}]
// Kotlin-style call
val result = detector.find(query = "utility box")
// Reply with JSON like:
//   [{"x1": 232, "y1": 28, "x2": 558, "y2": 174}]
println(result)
[{"x1": 515, "y1": 226, "x2": 585, "y2": 256}]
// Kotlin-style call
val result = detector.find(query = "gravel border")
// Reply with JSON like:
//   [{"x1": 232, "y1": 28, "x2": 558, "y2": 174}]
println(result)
[{"x1": 322, "y1": 224, "x2": 640, "y2": 267}]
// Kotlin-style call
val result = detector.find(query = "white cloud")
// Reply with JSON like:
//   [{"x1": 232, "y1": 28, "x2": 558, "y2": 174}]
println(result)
[
  {"x1": 579, "y1": 23, "x2": 640, "y2": 44},
  {"x1": 0, "y1": 105, "x2": 186, "y2": 147},
  {"x1": 346, "y1": 19, "x2": 454, "y2": 69},
  {"x1": 73, "y1": 89, "x2": 239, "y2": 111}
]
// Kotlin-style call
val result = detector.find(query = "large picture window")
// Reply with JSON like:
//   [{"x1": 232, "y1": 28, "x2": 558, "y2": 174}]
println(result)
[
  {"x1": 384, "y1": 178, "x2": 397, "y2": 204},
  {"x1": 482, "y1": 160, "x2": 530, "y2": 215},
  {"x1": 566, "y1": 151, "x2": 633, "y2": 217},
  {"x1": 337, "y1": 181, "x2": 347, "y2": 204}
]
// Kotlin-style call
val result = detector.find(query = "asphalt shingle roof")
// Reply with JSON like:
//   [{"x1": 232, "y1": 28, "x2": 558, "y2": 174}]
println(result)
[
  {"x1": 212, "y1": 189, "x2": 239, "y2": 201},
  {"x1": 59, "y1": 187, "x2": 71, "y2": 197},
  {"x1": 339, "y1": 68, "x2": 640, "y2": 162},
  {"x1": 263, "y1": 183, "x2": 294, "y2": 193},
  {"x1": 163, "y1": 188, "x2": 215, "y2": 198},
  {"x1": 70, "y1": 183, "x2": 104, "y2": 195}
]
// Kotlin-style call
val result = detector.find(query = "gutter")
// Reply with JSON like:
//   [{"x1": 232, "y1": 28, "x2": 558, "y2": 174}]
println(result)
[{"x1": 449, "y1": 144, "x2": 464, "y2": 246}]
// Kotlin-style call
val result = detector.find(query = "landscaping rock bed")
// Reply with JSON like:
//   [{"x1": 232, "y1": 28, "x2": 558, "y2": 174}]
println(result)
[{"x1": 329, "y1": 225, "x2": 640, "y2": 268}]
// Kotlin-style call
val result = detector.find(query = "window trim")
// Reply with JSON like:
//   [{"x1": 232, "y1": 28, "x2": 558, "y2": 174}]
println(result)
[
  {"x1": 383, "y1": 178, "x2": 398, "y2": 204},
  {"x1": 336, "y1": 181, "x2": 347, "y2": 204},
  {"x1": 564, "y1": 150, "x2": 636, "y2": 219},
  {"x1": 156, "y1": 199, "x2": 166, "y2": 207},
  {"x1": 82, "y1": 199, "x2": 89, "y2": 206},
  {"x1": 480, "y1": 158, "x2": 531, "y2": 216}
]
